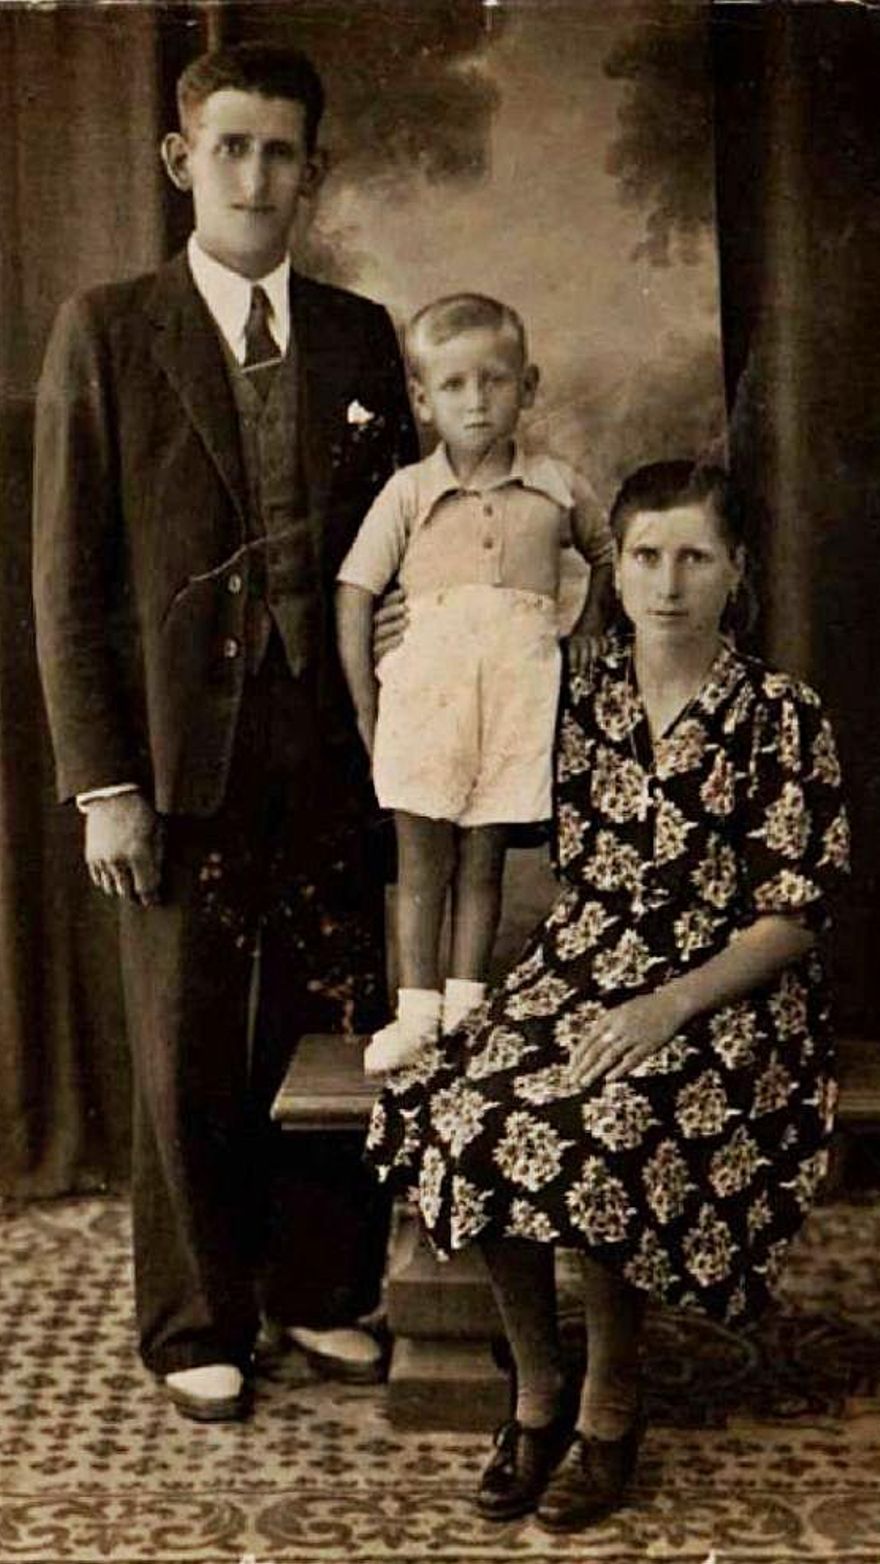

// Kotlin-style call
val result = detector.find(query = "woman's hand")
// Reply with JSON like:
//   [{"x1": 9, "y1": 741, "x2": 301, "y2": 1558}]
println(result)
[
  {"x1": 373, "y1": 584, "x2": 408, "y2": 668},
  {"x1": 568, "y1": 989, "x2": 688, "y2": 1089}
]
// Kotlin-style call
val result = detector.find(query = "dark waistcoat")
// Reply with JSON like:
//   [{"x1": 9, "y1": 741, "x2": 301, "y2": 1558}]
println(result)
[{"x1": 225, "y1": 342, "x2": 318, "y2": 677}]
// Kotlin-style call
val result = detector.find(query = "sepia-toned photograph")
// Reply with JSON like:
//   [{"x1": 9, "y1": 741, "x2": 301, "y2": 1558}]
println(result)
[{"x1": 1, "y1": 1, "x2": 880, "y2": 1559}]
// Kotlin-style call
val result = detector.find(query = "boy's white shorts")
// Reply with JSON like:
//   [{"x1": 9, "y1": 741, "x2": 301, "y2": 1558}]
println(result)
[{"x1": 372, "y1": 585, "x2": 561, "y2": 827}]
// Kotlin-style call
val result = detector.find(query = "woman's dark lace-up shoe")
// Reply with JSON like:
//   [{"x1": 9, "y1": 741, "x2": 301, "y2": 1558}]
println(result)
[
  {"x1": 535, "y1": 1421, "x2": 643, "y2": 1532},
  {"x1": 475, "y1": 1411, "x2": 575, "y2": 1521}
]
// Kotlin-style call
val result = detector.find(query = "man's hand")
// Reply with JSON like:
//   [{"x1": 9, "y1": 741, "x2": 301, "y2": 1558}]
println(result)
[
  {"x1": 568, "y1": 989, "x2": 688, "y2": 1089},
  {"x1": 85, "y1": 792, "x2": 164, "y2": 907},
  {"x1": 357, "y1": 714, "x2": 376, "y2": 760},
  {"x1": 372, "y1": 584, "x2": 408, "y2": 668},
  {"x1": 567, "y1": 628, "x2": 601, "y2": 679}
]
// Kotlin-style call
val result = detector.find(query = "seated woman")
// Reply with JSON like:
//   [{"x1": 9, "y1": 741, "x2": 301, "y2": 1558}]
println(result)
[{"x1": 366, "y1": 461, "x2": 850, "y2": 1534}]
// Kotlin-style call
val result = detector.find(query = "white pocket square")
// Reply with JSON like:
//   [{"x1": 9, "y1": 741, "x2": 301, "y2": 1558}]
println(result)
[{"x1": 346, "y1": 399, "x2": 375, "y2": 427}]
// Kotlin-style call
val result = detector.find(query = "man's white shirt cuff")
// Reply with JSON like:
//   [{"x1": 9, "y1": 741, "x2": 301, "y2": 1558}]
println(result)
[{"x1": 76, "y1": 784, "x2": 139, "y2": 813}]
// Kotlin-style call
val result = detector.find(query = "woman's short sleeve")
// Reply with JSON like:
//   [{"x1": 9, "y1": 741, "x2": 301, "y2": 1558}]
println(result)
[{"x1": 740, "y1": 677, "x2": 850, "y2": 928}]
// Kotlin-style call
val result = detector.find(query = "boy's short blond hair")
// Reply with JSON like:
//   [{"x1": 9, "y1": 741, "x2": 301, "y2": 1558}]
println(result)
[{"x1": 405, "y1": 294, "x2": 527, "y2": 378}]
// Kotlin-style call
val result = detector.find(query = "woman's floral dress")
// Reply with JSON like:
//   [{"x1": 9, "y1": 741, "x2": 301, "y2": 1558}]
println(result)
[{"x1": 366, "y1": 636, "x2": 850, "y2": 1324}]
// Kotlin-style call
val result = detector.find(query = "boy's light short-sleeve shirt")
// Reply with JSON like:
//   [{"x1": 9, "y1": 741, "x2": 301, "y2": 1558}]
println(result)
[{"x1": 337, "y1": 442, "x2": 612, "y2": 601}]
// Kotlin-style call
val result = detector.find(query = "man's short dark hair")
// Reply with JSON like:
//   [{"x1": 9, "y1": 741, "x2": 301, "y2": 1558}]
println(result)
[
  {"x1": 177, "y1": 42, "x2": 325, "y2": 151},
  {"x1": 610, "y1": 461, "x2": 746, "y2": 555}
]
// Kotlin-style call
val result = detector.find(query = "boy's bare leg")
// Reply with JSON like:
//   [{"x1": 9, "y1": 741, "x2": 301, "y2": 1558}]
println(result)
[
  {"x1": 449, "y1": 823, "x2": 507, "y2": 977},
  {"x1": 364, "y1": 811, "x2": 453, "y2": 1073},
  {"x1": 395, "y1": 811, "x2": 456, "y2": 987},
  {"x1": 443, "y1": 824, "x2": 507, "y2": 1033}
]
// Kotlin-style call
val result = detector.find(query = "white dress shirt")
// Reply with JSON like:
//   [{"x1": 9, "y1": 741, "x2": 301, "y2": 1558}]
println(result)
[{"x1": 186, "y1": 233, "x2": 291, "y2": 361}]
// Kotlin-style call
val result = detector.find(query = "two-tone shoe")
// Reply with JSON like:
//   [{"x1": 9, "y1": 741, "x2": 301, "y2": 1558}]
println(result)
[
  {"x1": 164, "y1": 1364, "x2": 248, "y2": 1423},
  {"x1": 287, "y1": 1325, "x2": 386, "y2": 1385}
]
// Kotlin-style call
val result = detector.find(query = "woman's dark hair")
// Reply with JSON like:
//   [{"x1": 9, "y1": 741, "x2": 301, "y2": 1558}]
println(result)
[
  {"x1": 177, "y1": 43, "x2": 325, "y2": 153},
  {"x1": 609, "y1": 461, "x2": 746, "y2": 556}
]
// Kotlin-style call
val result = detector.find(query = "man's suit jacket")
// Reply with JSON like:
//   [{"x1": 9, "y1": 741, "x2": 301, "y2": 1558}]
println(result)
[{"x1": 33, "y1": 251, "x2": 418, "y2": 815}]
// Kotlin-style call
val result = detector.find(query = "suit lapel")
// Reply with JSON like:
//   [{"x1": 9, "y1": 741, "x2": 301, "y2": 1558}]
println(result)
[
  {"x1": 146, "y1": 254, "x2": 247, "y2": 526},
  {"x1": 290, "y1": 271, "x2": 337, "y2": 517}
]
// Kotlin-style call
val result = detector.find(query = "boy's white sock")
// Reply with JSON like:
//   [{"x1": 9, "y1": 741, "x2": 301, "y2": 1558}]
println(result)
[
  {"x1": 398, "y1": 986, "x2": 444, "y2": 1036},
  {"x1": 364, "y1": 987, "x2": 442, "y2": 1076},
  {"x1": 442, "y1": 977, "x2": 486, "y2": 1034}
]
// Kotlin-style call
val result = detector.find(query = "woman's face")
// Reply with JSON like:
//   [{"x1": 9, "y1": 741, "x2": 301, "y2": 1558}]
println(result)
[{"x1": 615, "y1": 499, "x2": 743, "y2": 650}]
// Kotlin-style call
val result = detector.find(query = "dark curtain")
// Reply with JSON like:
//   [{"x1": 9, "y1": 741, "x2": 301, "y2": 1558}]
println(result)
[
  {"x1": 713, "y1": 2, "x2": 880, "y2": 1039},
  {"x1": 0, "y1": 5, "x2": 206, "y2": 1194}
]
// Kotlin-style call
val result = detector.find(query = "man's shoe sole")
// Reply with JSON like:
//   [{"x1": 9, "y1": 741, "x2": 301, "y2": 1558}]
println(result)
[
  {"x1": 296, "y1": 1343, "x2": 385, "y2": 1385},
  {"x1": 166, "y1": 1386, "x2": 249, "y2": 1422}
]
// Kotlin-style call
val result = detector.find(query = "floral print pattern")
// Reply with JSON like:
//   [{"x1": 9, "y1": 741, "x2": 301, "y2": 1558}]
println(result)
[{"x1": 367, "y1": 637, "x2": 849, "y2": 1324}]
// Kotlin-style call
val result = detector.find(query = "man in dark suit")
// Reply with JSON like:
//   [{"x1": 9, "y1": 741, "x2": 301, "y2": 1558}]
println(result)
[{"x1": 33, "y1": 42, "x2": 417, "y2": 1420}]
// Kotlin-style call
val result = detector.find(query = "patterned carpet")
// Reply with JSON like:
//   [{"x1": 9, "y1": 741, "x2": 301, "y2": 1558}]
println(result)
[{"x1": 2, "y1": 1197, "x2": 880, "y2": 1563}]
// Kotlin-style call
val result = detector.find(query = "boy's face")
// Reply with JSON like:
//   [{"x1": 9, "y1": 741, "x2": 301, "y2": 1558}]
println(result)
[
  {"x1": 412, "y1": 327, "x2": 537, "y2": 461},
  {"x1": 161, "y1": 89, "x2": 322, "y2": 279}
]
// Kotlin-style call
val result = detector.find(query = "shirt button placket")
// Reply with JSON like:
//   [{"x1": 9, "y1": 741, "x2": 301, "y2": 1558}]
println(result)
[{"x1": 481, "y1": 500, "x2": 500, "y2": 584}]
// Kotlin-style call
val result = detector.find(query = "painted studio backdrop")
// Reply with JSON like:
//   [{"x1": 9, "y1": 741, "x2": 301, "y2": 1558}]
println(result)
[{"x1": 1, "y1": 1, "x2": 877, "y2": 1197}]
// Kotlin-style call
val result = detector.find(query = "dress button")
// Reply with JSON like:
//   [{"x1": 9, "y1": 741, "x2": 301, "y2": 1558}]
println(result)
[
  {"x1": 227, "y1": 573, "x2": 243, "y2": 595},
  {"x1": 482, "y1": 536, "x2": 494, "y2": 549},
  {"x1": 222, "y1": 637, "x2": 240, "y2": 660},
  {"x1": 483, "y1": 503, "x2": 494, "y2": 517}
]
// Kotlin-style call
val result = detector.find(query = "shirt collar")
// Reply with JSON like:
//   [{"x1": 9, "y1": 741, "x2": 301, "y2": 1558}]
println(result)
[
  {"x1": 187, "y1": 234, "x2": 291, "y2": 363},
  {"x1": 412, "y1": 440, "x2": 576, "y2": 529}
]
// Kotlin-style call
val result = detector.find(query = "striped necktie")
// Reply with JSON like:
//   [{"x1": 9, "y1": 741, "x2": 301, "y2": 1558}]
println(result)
[{"x1": 243, "y1": 284, "x2": 282, "y2": 398}]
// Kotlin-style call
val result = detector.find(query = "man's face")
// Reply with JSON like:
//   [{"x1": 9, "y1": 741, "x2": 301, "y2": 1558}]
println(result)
[{"x1": 163, "y1": 89, "x2": 318, "y2": 278}]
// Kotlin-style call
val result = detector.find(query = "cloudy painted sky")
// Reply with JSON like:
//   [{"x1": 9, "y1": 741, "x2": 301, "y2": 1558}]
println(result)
[{"x1": 295, "y1": 3, "x2": 724, "y2": 499}]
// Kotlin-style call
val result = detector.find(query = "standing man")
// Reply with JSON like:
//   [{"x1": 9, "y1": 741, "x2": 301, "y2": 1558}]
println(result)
[{"x1": 33, "y1": 42, "x2": 417, "y2": 1421}]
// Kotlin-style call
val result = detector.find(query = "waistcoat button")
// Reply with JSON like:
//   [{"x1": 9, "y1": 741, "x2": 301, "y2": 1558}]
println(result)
[
  {"x1": 227, "y1": 573, "x2": 243, "y2": 595},
  {"x1": 222, "y1": 637, "x2": 240, "y2": 660}
]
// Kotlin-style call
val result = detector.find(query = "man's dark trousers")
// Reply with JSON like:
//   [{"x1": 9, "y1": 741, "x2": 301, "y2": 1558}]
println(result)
[{"x1": 120, "y1": 635, "x2": 389, "y2": 1377}]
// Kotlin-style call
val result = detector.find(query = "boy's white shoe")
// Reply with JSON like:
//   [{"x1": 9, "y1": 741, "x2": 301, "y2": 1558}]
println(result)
[
  {"x1": 364, "y1": 987, "x2": 442, "y2": 1075},
  {"x1": 442, "y1": 977, "x2": 487, "y2": 1034}
]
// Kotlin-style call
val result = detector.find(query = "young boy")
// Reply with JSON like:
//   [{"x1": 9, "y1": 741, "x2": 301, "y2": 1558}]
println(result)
[
  {"x1": 336, "y1": 294, "x2": 614, "y2": 1074},
  {"x1": 33, "y1": 42, "x2": 417, "y2": 1419}
]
